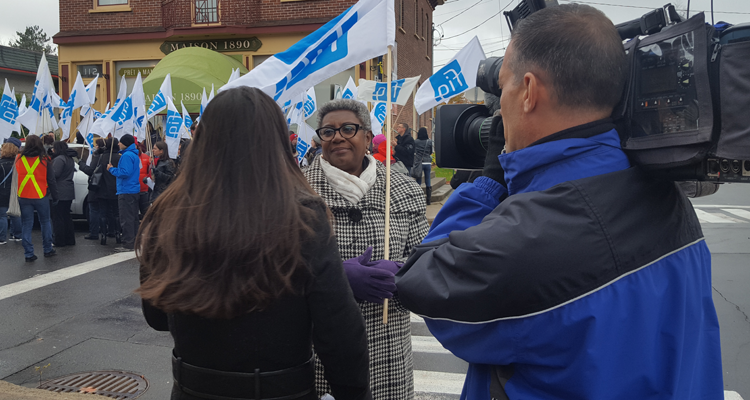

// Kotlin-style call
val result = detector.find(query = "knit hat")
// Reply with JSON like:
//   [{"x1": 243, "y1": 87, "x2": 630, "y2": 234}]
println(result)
[
  {"x1": 372, "y1": 134, "x2": 387, "y2": 149},
  {"x1": 289, "y1": 133, "x2": 298, "y2": 142},
  {"x1": 3, "y1": 137, "x2": 22, "y2": 149},
  {"x1": 120, "y1": 134, "x2": 135, "y2": 148}
]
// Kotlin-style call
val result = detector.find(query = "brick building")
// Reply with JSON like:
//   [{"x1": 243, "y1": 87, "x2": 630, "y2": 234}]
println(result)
[{"x1": 53, "y1": 0, "x2": 442, "y2": 129}]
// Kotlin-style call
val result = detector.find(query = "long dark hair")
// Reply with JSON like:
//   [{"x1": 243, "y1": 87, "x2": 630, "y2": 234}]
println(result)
[
  {"x1": 136, "y1": 87, "x2": 322, "y2": 319},
  {"x1": 417, "y1": 127, "x2": 429, "y2": 140},
  {"x1": 20, "y1": 135, "x2": 50, "y2": 164},
  {"x1": 154, "y1": 141, "x2": 170, "y2": 160},
  {"x1": 52, "y1": 140, "x2": 69, "y2": 155}
]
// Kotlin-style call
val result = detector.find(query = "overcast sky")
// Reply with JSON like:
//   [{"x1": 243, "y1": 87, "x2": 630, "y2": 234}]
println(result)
[{"x1": 1, "y1": 0, "x2": 749, "y2": 66}]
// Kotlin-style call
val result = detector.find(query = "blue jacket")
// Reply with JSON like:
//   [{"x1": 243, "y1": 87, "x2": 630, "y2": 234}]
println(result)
[
  {"x1": 396, "y1": 123, "x2": 723, "y2": 400},
  {"x1": 108, "y1": 144, "x2": 141, "y2": 195}
]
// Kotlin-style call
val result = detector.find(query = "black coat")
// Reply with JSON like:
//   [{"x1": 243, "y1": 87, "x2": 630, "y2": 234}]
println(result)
[
  {"x1": 141, "y1": 199, "x2": 371, "y2": 400},
  {"x1": 151, "y1": 157, "x2": 176, "y2": 201},
  {"x1": 394, "y1": 131, "x2": 415, "y2": 168},
  {"x1": 52, "y1": 149, "x2": 78, "y2": 201},
  {"x1": 0, "y1": 157, "x2": 14, "y2": 208},
  {"x1": 79, "y1": 148, "x2": 120, "y2": 201}
]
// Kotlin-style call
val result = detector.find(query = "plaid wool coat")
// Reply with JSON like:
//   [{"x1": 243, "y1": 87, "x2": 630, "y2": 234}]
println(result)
[{"x1": 304, "y1": 156, "x2": 430, "y2": 400}]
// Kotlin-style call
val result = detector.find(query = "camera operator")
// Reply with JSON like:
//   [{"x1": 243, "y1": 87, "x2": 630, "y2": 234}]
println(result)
[{"x1": 396, "y1": 4, "x2": 722, "y2": 400}]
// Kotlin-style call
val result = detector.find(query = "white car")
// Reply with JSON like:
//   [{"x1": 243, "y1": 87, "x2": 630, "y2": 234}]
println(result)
[{"x1": 68, "y1": 143, "x2": 93, "y2": 220}]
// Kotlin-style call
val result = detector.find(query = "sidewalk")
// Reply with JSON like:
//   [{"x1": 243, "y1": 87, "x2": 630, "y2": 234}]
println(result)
[{"x1": 0, "y1": 380, "x2": 88, "y2": 400}]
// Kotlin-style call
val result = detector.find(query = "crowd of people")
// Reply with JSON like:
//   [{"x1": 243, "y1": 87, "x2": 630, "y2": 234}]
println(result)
[
  {"x1": 1, "y1": 5, "x2": 724, "y2": 400},
  {"x1": 0, "y1": 127, "x2": 191, "y2": 259}
]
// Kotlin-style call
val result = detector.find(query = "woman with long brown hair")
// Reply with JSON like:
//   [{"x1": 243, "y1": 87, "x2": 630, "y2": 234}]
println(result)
[{"x1": 137, "y1": 87, "x2": 371, "y2": 400}]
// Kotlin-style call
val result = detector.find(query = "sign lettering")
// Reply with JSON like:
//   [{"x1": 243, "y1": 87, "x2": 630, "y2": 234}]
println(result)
[{"x1": 160, "y1": 38, "x2": 262, "y2": 55}]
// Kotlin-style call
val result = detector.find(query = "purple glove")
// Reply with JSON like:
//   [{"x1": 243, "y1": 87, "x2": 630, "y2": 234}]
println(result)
[
  {"x1": 365, "y1": 259, "x2": 403, "y2": 275},
  {"x1": 342, "y1": 247, "x2": 397, "y2": 304}
]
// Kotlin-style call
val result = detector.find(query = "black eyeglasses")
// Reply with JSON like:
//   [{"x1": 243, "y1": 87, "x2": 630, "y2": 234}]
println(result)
[{"x1": 315, "y1": 124, "x2": 361, "y2": 142}]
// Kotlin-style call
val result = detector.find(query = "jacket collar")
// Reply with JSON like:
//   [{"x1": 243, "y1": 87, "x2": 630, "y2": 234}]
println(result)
[
  {"x1": 499, "y1": 122, "x2": 623, "y2": 196},
  {"x1": 306, "y1": 156, "x2": 388, "y2": 212},
  {"x1": 119, "y1": 143, "x2": 137, "y2": 155}
]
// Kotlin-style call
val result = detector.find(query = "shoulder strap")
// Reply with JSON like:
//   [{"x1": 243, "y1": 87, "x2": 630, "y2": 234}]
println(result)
[{"x1": 0, "y1": 164, "x2": 13, "y2": 186}]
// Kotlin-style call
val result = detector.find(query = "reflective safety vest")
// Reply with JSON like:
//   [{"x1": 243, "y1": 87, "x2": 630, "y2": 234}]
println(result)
[{"x1": 15, "y1": 155, "x2": 49, "y2": 199}]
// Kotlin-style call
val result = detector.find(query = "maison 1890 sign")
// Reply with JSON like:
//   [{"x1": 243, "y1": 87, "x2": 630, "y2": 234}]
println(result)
[{"x1": 160, "y1": 38, "x2": 262, "y2": 55}]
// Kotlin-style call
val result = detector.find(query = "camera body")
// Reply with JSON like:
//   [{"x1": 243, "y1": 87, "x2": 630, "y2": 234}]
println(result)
[{"x1": 435, "y1": 2, "x2": 750, "y2": 183}]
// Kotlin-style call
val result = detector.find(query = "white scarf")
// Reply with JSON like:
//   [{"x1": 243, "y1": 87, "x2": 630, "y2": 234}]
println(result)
[{"x1": 320, "y1": 155, "x2": 378, "y2": 205}]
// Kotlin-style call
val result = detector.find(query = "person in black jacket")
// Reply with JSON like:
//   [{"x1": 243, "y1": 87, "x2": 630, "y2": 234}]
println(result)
[
  {"x1": 149, "y1": 141, "x2": 176, "y2": 203},
  {"x1": 0, "y1": 143, "x2": 22, "y2": 244},
  {"x1": 79, "y1": 138, "x2": 121, "y2": 245},
  {"x1": 393, "y1": 123, "x2": 414, "y2": 170},
  {"x1": 51, "y1": 141, "x2": 77, "y2": 247},
  {"x1": 138, "y1": 87, "x2": 371, "y2": 400}
]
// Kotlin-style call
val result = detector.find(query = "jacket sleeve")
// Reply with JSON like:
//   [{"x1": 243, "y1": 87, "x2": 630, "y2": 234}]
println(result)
[
  {"x1": 78, "y1": 154, "x2": 99, "y2": 176},
  {"x1": 109, "y1": 153, "x2": 135, "y2": 178},
  {"x1": 306, "y1": 203, "x2": 371, "y2": 400},
  {"x1": 52, "y1": 156, "x2": 64, "y2": 180},
  {"x1": 46, "y1": 159, "x2": 58, "y2": 202},
  {"x1": 152, "y1": 161, "x2": 175, "y2": 184},
  {"x1": 139, "y1": 264, "x2": 170, "y2": 331},
  {"x1": 423, "y1": 176, "x2": 507, "y2": 243}
]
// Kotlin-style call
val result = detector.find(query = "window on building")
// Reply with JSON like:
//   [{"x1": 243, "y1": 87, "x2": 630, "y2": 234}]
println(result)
[
  {"x1": 415, "y1": 1, "x2": 419, "y2": 35},
  {"x1": 422, "y1": 10, "x2": 426, "y2": 38},
  {"x1": 194, "y1": 0, "x2": 219, "y2": 24},
  {"x1": 399, "y1": 0, "x2": 404, "y2": 30},
  {"x1": 427, "y1": 19, "x2": 431, "y2": 56},
  {"x1": 98, "y1": 0, "x2": 127, "y2": 4}
]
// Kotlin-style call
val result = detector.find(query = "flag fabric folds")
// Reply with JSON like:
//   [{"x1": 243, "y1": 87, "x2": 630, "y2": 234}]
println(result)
[
  {"x1": 181, "y1": 101, "x2": 193, "y2": 138},
  {"x1": 357, "y1": 76, "x2": 420, "y2": 105},
  {"x1": 304, "y1": 87, "x2": 317, "y2": 119},
  {"x1": 414, "y1": 36, "x2": 486, "y2": 115},
  {"x1": 59, "y1": 72, "x2": 92, "y2": 141},
  {"x1": 164, "y1": 97, "x2": 182, "y2": 159},
  {"x1": 369, "y1": 101, "x2": 387, "y2": 136},
  {"x1": 80, "y1": 75, "x2": 99, "y2": 118},
  {"x1": 130, "y1": 73, "x2": 147, "y2": 140},
  {"x1": 17, "y1": 52, "x2": 55, "y2": 135},
  {"x1": 220, "y1": 0, "x2": 395, "y2": 105},
  {"x1": 341, "y1": 76, "x2": 358, "y2": 100},
  {"x1": 146, "y1": 73, "x2": 173, "y2": 119},
  {"x1": 0, "y1": 79, "x2": 19, "y2": 141}
]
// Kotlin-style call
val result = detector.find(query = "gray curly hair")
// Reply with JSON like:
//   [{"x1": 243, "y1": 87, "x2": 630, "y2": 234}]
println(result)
[{"x1": 317, "y1": 98, "x2": 371, "y2": 131}]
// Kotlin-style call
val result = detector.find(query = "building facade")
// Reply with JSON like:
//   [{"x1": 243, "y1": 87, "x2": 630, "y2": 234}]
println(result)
[
  {"x1": 0, "y1": 45, "x2": 58, "y2": 100},
  {"x1": 54, "y1": 0, "x2": 441, "y2": 129}
]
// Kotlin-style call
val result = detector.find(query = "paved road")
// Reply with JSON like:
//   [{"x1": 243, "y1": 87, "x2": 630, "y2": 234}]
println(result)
[{"x1": 0, "y1": 182, "x2": 748, "y2": 399}]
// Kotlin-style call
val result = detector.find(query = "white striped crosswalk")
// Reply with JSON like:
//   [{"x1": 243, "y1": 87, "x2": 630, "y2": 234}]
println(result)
[
  {"x1": 411, "y1": 313, "x2": 465, "y2": 398},
  {"x1": 692, "y1": 205, "x2": 750, "y2": 224}
]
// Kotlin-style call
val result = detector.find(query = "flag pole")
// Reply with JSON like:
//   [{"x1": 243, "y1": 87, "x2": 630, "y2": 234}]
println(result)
[{"x1": 383, "y1": 45, "x2": 393, "y2": 325}]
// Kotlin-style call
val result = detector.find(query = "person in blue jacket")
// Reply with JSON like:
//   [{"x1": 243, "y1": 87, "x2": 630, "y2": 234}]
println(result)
[
  {"x1": 396, "y1": 5, "x2": 723, "y2": 400},
  {"x1": 108, "y1": 134, "x2": 141, "y2": 252}
]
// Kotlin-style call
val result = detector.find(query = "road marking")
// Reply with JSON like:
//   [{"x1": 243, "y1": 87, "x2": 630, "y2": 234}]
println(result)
[
  {"x1": 411, "y1": 313, "x2": 425, "y2": 323},
  {"x1": 414, "y1": 370, "x2": 465, "y2": 395},
  {"x1": 723, "y1": 209, "x2": 750, "y2": 221},
  {"x1": 412, "y1": 335, "x2": 452, "y2": 355},
  {"x1": 0, "y1": 252, "x2": 136, "y2": 301},
  {"x1": 694, "y1": 209, "x2": 738, "y2": 224},
  {"x1": 693, "y1": 205, "x2": 750, "y2": 209}
]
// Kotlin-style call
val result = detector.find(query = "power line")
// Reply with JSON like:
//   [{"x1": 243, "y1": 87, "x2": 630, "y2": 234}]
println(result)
[
  {"x1": 441, "y1": 11, "x2": 502, "y2": 40},
  {"x1": 436, "y1": 0, "x2": 491, "y2": 24},
  {"x1": 434, "y1": 0, "x2": 492, "y2": 18}
]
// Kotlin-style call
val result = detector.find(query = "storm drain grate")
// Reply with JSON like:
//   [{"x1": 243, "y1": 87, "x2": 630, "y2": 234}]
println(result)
[{"x1": 38, "y1": 370, "x2": 149, "y2": 399}]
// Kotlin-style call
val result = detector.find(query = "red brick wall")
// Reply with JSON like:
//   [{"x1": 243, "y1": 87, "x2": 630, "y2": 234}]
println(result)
[
  {"x1": 394, "y1": 0, "x2": 434, "y2": 130},
  {"x1": 59, "y1": 0, "x2": 163, "y2": 32}
]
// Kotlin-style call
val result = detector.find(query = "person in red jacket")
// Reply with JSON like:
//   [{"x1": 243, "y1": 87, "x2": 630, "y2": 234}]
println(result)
[{"x1": 136, "y1": 141, "x2": 151, "y2": 218}]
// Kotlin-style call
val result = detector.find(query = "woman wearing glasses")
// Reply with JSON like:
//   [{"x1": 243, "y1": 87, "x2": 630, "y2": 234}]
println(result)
[{"x1": 303, "y1": 99, "x2": 429, "y2": 400}]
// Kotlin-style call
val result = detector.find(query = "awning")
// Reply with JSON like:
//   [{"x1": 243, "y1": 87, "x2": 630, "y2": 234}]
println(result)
[{"x1": 143, "y1": 46, "x2": 248, "y2": 114}]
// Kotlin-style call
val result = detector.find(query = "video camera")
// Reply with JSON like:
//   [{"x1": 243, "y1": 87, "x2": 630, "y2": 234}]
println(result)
[{"x1": 435, "y1": 0, "x2": 750, "y2": 183}]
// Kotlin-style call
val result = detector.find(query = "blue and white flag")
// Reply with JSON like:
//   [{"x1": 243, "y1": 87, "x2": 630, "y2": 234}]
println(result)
[
  {"x1": 17, "y1": 53, "x2": 55, "y2": 134},
  {"x1": 296, "y1": 122, "x2": 317, "y2": 165},
  {"x1": 303, "y1": 87, "x2": 317, "y2": 119},
  {"x1": 14, "y1": 93, "x2": 25, "y2": 133},
  {"x1": 80, "y1": 75, "x2": 99, "y2": 118},
  {"x1": 220, "y1": 0, "x2": 395, "y2": 105},
  {"x1": 59, "y1": 72, "x2": 92, "y2": 140},
  {"x1": 164, "y1": 97, "x2": 182, "y2": 159},
  {"x1": 146, "y1": 73, "x2": 172, "y2": 119},
  {"x1": 208, "y1": 84, "x2": 214, "y2": 103},
  {"x1": 358, "y1": 76, "x2": 420, "y2": 106},
  {"x1": 91, "y1": 77, "x2": 127, "y2": 138},
  {"x1": 199, "y1": 87, "x2": 208, "y2": 121},
  {"x1": 369, "y1": 101, "x2": 388, "y2": 136},
  {"x1": 181, "y1": 101, "x2": 193, "y2": 138},
  {"x1": 130, "y1": 73, "x2": 147, "y2": 140},
  {"x1": 341, "y1": 76, "x2": 358, "y2": 100},
  {"x1": 415, "y1": 36, "x2": 486, "y2": 114},
  {"x1": 0, "y1": 79, "x2": 19, "y2": 141},
  {"x1": 78, "y1": 107, "x2": 97, "y2": 165}
]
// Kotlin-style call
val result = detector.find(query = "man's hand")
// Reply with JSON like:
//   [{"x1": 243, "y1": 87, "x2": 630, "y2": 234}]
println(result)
[
  {"x1": 107, "y1": 164, "x2": 113, "y2": 170},
  {"x1": 482, "y1": 113, "x2": 506, "y2": 186}
]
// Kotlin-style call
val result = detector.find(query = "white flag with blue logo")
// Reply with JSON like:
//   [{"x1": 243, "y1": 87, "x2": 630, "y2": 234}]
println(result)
[
  {"x1": 59, "y1": 72, "x2": 92, "y2": 141},
  {"x1": 415, "y1": 36, "x2": 485, "y2": 115},
  {"x1": 357, "y1": 76, "x2": 420, "y2": 106},
  {"x1": 341, "y1": 76, "x2": 358, "y2": 100},
  {"x1": 80, "y1": 75, "x2": 99, "y2": 118},
  {"x1": 146, "y1": 73, "x2": 172, "y2": 119},
  {"x1": 220, "y1": 0, "x2": 395, "y2": 105},
  {"x1": 164, "y1": 97, "x2": 182, "y2": 159},
  {"x1": 369, "y1": 101, "x2": 388, "y2": 136},
  {"x1": 90, "y1": 77, "x2": 127, "y2": 138},
  {"x1": 78, "y1": 107, "x2": 97, "y2": 165},
  {"x1": 0, "y1": 79, "x2": 19, "y2": 141},
  {"x1": 296, "y1": 122, "x2": 317, "y2": 164},
  {"x1": 130, "y1": 73, "x2": 147, "y2": 140},
  {"x1": 303, "y1": 87, "x2": 317, "y2": 119},
  {"x1": 14, "y1": 93, "x2": 24, "y2": 133},
  {"x1": 181, "y1": 101, "x2": 192, "y2": 138},
  {"x1": 17, "y1": 53, "x2": 55, "y2": 134}
]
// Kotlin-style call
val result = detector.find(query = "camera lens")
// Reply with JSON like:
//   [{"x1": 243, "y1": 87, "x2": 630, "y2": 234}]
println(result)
[{"x1": 476, "y1": 57, "x2": 504, "y2": 97}]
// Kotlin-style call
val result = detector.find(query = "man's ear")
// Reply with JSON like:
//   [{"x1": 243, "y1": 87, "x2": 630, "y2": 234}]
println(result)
[{"x1": 523, "y1": 72, "x2": 539, "y2": 114}]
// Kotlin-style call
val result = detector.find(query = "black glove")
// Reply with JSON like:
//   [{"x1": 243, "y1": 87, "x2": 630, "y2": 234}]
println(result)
[{"x1": 482, "y1": 114, "x2": 506, "y2": 186}]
